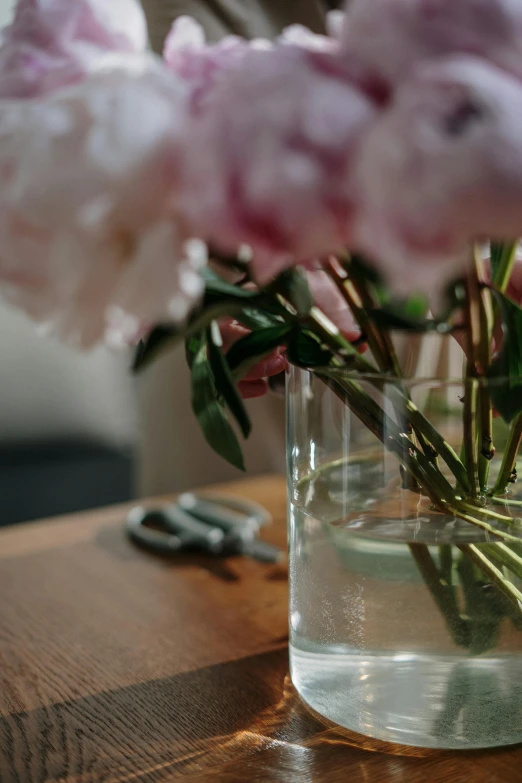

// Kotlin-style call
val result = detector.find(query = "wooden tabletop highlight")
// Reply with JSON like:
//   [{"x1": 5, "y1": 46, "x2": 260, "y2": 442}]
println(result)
[{"x1": 0, "y1": 474, "x2": 520, "y2": 782}]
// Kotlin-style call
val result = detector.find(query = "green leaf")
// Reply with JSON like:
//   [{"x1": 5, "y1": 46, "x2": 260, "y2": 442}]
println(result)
[
  {"x1": 133, "y1": 326, "x2": 176, "y2": 372},
  {"x1": 226, "y1": 324, "x2": 292, "y2": 379},
  {"x1": 202, "y1": 267, "x2": 287, "y2": 330},
  {"x1": 133, "y1": 298, "x2": 282, "y2": 374},
  {"x1": 367, "y1": 292, "x2": 455, "y2": 334},
  {"x1": 488, "y1": 291, "x2": 522, "y2": 423},
  {"x1": 185, "y1": 335, "x2": 200, "y2": 369},
  {"x1": 491, "y1": 243, "x2": 504, "y2": 278},
  {"x1": 133, "y1": 264, "x2": 289, "y2": 374},
  {"x1": 191, "y1": 332, "x2": 246, "y2": 471},
  {"x1": 202, "y1": 267, "x2": 257, "y2": 301},
  {"x1": 276, "y1": 267, "x2": 314, "y2": 316},
  {"x1": 350, "y1": 254, "x2": 384, "y2": 286},
  {"x1": 286, "y1": 330, "x2": 335, "y2": 368},
  {"x1": 236, "y1": 306, "x2": 282, "y2": 330},
  {"x1": 207, "y1": 322, "x2": 251, "y2": 438},
  {"x1": 132, "y1": 299, "x2": 248, "y2": 373},
  {"x1": 368, "y1": 307, "x2": 436, "y2": 333},
  {"x1": 401, "y1": 294, "x2": 430, "y2": 320}
]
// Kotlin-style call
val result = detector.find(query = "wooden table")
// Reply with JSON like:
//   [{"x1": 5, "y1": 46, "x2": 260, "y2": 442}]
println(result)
[{"x1": 0, "y1": 474, "x2": 521, "y2": 783}]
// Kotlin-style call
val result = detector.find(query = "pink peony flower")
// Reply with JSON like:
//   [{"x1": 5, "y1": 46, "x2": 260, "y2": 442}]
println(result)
[
  {"x1": 340, "y1": 0, "x2": 522, "y2": 94},
  {"x1": 0, "y1": 0, "x2": 148, "y2": 98},
  {"x1": 163, "y1": 16, "x2": 262, "y2": 114},
  {"x1": 163, "y1": 13, "x2": 347, "y2": 112},
  {"x1": 0, "y1": 66, "x2": 206, "y2": 348},
  {"x1": 177, "y1": 43, "x2": 376, "y2": 283},
  {"x1": 352, "y1": 57, "x2": 522, "y2": 293}
]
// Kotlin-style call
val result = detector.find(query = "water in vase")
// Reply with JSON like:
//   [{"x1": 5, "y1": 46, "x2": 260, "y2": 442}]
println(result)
[{"x1": 289, "y1": 466, "x2": 522, "y2": 749}]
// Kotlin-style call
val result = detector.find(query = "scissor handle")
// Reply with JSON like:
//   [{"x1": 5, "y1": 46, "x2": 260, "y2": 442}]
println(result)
[
  {"x1": 126, "y1": 507, "x2": 187, "y2": 553},
  {"x1": 126, "y1": 495, "x2": 276, "y2": 560},
  {"x1": 126, "y1": 505, "x2": 225, "y2": 555}
]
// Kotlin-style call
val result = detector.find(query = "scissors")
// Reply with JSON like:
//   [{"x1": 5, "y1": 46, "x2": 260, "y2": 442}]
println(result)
[{"x1": 126, "y1": 492, "x2": 283, "y2": 563}]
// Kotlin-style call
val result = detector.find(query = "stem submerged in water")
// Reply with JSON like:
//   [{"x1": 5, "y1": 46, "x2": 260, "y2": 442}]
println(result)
[
  {"x1": 301, "y1": 259, "x2": 522, "y2": 619},
  {"x1": 491, "y1": 414, "x2": 522, "y2": 497},
  {"x1": 459, "y1": 544, "x2": 522, "y2": 609},
  {"x1": 410, "y1": 544, "x2": 470, "y2": 649}
]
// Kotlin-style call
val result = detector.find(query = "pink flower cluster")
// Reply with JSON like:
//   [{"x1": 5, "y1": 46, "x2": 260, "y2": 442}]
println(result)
[
  {"x1": 342, "y1": 0, "x2": 522, "y2": 290},
  {"x1": 2, "y1": 0, "x2": 522, "y2": 345},
  {"x1": 168, "y1": 18, "x2": 375, "y2": 283},
  {"x1": 166, "y1": 2, "x2": 522, "y2": 292},
  {"x1": 0, "y1": 1, "x2": 206, "y2": 347}
]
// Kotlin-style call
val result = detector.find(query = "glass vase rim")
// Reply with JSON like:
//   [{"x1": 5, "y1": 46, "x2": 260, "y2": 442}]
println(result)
[{"x1": 291, "y1": 366, "x2": 521, "y2": 388}]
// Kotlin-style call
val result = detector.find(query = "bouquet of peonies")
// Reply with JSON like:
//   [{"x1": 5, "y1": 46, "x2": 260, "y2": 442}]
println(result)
[{"x1": 4, "y1": 0, "x2": 522, "y2": 619}]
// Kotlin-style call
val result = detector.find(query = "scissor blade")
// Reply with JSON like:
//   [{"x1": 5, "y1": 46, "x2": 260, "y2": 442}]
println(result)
[{"x1": 178, "y1": 494, "x2": 256, "y2": 533}]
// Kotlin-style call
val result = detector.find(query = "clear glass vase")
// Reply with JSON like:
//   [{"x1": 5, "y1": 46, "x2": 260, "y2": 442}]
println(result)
[{"x1": 286, "y1": 362, "x2": 522, "y2": 750}]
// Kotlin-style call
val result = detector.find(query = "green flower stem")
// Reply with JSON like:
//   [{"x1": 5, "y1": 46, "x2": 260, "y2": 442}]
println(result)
[
  {"x1": 320, "y1": 374, "x2": 451, "y2": 508},
  {"x1": 305, "y1": 308, "x2": 520, "y2": 523},
  {"x1": 458, "y1": 544, "x2": 522, "y2": 609},
  {"x1": 304, "y1": 308, "x2": 377, "y2": 374},
  {"x1": 324, "y1": 257, "x2": 392, "y2": 372},
  {"x1": 321, "y1": 374, "x2": 514, "y2": 539},
  {"x1": 310, "y1": 319, "x2": 520, "y2": 531},
  {"x1": 315, "y1": 369, "x2": 522, "y2": 614},
  {"x1": 464, "y1": 256, "x2": 493, "y2": 497},
  {"x1": 456, "y1": 554, "x2": 504, "y2": 655},
  {"x1": 480, "y1": 543, "x2": 522, "y2": 582},
  {"x1": 463, "y1": 376, "x2": 480, "y2": 499},
  {"x1": 350, "y1": 270, "x2": 403, "y2": 378},
  {"x1": 325, "y1": 258, "x2": 432, "y2": 482},
  {"x1": 282, "y1": 293, "x2": 522, "y2": 610},
  {"x1": 328, "y1": 257, "x2": 402, "y2": 375},
  {"x1": 387, "y1": 388, "x2": 470, "y2": 493},
  {"x1": 472, "y1": 249, "x2": 495, "y2": 492},
  {"x1": 449, "y1": 508, "x2": 522, "y2": 544},
  {"x1": 456, "y1": 501, "x2": 520, "y2": 526},
  {"x1": 285, "y1": 278, "x2": 468, "y2": 493},
  {"x1": 410, "y1": 544, "x2": 470, "y2": 648},
  {"x1": 439, "y1": 545, "x2": 454, "y2": 586},
  {"x1": 492, "y1": 241, "x2": 518, "y2": 294},
  {"x1": 490, "y1": 496, "x2": 522, "y2": 508},
  {"x1": 491, "y1": 413, "x2": 522, "y2": 496},
  {"x1": 321, "y1": 377, "x2": 386, "y2": 448},
  {"x1": 324, "y1": 259, "x2": 426, "y2": 489},
  {"x1": 287, "y1": 297, "x2": 433, "y2": 473},
  {"x1": 478, "y1": 403, "x2": 494, "y2": 492},
  {"x1": 487, "y1": 244, "x2": 520, "y2": 497}
]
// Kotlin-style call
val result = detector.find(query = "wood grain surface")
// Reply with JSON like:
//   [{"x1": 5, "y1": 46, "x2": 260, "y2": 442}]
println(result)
[{"x1": 0, "y1": 474, "x2": 521, "y2": 783}]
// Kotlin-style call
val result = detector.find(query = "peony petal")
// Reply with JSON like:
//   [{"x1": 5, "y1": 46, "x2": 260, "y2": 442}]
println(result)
[
  {"x1": 341, "y1": 0, "x2": 522, "y2": 92},
  {"x1": 178, "y1": 44, "x2": 376, "y2": 282},
  {"x1": 326, "y1": 10, "x2": 345, "y2": 40},
  {"x1": 353, "y1": 56, "x2": 522, "y2": 293},
  {"x1": 0, "y1": 0, "x2": 148, "y2": 98},
  {"x1": 279, "y1": 24, "x2": 337, "y2": 53},
  {"x1": 0, "y1": 64, "x2": 206, "y2": 348}
]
